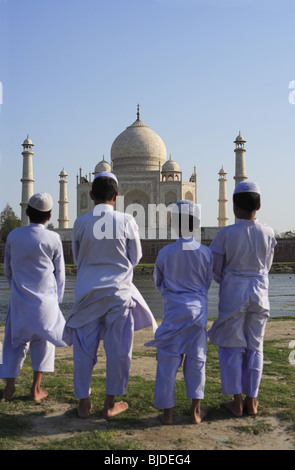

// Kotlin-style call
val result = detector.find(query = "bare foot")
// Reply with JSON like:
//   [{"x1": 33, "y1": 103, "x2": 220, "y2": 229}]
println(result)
[
  {"x1": 158, "y1": 408, "x2": 173, "y2": 425},
  {"x1": 244, "y1": 396, "x2": 258, "y2": 415},
  {"x1": 30, "y1": 388, "x2": 48, "y2": 402},
  {"x1": 31, "y1": 371, "x2": 48, "y2": 402},
  {"x1": 78, "y1": 397, "x2": 92, "y2": 418},
  {"x1": 2, "y1": 380, "x2": 16, "y2": 401},
  {"x1": 190, "y1": 407, "x2": 207, "y2": 424},
  {"x1": 102, "y1": 400, "x2": 129, "y2": 418},
  {"x1": 224, "y1": 398, "x2": 243, "y2": 417}
]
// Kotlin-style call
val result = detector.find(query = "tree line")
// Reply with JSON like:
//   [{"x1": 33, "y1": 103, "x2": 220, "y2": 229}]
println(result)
[
  {"x1": 0, "y1": 204, "x2": 54, "y2": 242},
  {"x1": 0, "y1": 204, "x2": 294, "y2": 242}
]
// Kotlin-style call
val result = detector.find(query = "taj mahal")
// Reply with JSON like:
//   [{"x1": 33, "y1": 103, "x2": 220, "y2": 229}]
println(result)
[{"x1": 18, "y1": 106, "x2": 248, "y2": 260}]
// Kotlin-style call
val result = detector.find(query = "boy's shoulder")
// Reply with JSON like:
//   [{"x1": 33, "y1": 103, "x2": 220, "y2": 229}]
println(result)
[
  {"x1": 7, "y1": 225, "x2": 26, "y2": 241},
  {"x1": 256, "y1": 220, "x2": 276, "y2": 236},
  {"x1": 7, "y1": 224, "x2": 61, "y2": 244},
  {"x1": 211, "y1": 221, "x2": 276, "y2": 251},
  {"x1": 73, "y1": 210, "x2": 94, "y2": 228},
  {"x1": 157, "y1": 239, "x2": 211, "y2": 260},
  {"x1": 214, "y1": 220, "x2": 275, "y2": 236}
]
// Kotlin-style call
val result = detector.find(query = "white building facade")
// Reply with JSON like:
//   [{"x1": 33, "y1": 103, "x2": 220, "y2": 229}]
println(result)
[
  {"x1": 20, "y1": 109, "x2": 249, "y2": 243},
  {"x1": 76, "y1": 109, "x2": 197, "y2": 238}
]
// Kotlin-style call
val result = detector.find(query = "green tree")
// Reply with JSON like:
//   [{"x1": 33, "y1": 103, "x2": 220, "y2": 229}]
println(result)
[
  {"x1": 0, "y1": 204, "x2": 21, "y2": 242},
  {"x1": 281, "y1": 230, "x2": 295, "y2": 238}
]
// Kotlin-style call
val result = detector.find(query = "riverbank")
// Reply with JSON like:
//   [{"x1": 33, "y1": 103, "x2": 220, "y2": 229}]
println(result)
[
  {"x1": 1, "y1": 262, "x2": 295, "y2": 278},
  {"x1": 64, "y1": 262, "x2": 295, "y2": 278},
  {"x1": 69, "y1": 262, "x2": 295, "y2": 277},
  {"x1": 0, "y1": 318, "x2": 294, "y2": 450}
]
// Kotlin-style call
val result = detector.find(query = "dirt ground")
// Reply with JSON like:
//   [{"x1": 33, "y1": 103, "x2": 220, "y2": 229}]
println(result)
[{"x1": 1, "y1": 320, "x2": 295, "y2": 450}]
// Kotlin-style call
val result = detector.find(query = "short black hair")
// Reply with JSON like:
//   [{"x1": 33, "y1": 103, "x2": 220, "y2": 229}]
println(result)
[
  {"x1": 178, "y1": 214, "x2": 194, "y2": 233},
  {"x1": 26, "y1": 205, "x2": 51, "y2": 224},
  {"x1": 233, "y1": 192, "x2": 260, "y2": 212},
  {"x1": 91, "y1": 176, "x2": 118, "y2": 202}
]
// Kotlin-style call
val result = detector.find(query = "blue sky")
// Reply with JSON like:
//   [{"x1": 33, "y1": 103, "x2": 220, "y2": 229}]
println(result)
[{"x1": 0, "y1": 0, "x2": 294, "y2": 233}]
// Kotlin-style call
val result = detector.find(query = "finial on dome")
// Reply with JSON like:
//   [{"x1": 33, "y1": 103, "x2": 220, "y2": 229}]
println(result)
[{"x1": 137, "y1": 104, "x2": 140, "y2": 120}]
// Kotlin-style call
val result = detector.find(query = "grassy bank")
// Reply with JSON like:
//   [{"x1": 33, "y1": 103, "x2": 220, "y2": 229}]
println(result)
[
  {"x1": 57, "y1": 262, "x2": 295, "y2": 277},
  {"x1": 67, "y1": 262, "x2": 295, "y2": 277},
  {"x1": 0, "y1": 323, "x2": 294, "y2": 450},
  {"x1": 63, "y1": 264, "x2": 156, "y2": 278},
  {"x1": 0, "y1": 263, "x2": 295, "y2": 277},
  {"x1": 270, "y1": 262, "x2": 295, "y2": 274}
]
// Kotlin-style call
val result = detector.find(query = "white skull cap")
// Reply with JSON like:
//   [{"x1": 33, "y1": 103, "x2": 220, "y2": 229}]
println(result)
[
  {"x1": 94, "y1": 171, "x2": 118, "y2": 185},
  {"x1": 28, "y1": 193, "x2": 53, "y2": 212},
  {"x1": 172, "y1": 200, "x2": 200, "y2": 218},
  {"x1": 234, "y1": 181, "x2": 260, "y2": 195}
]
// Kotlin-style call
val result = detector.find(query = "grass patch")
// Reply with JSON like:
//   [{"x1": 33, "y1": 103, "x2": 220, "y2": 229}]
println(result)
[
  {"x1": 270, "y1": 263, "x2": 295, "y2": 274},
  {"x1": 35, "y1": 429, "x2": 142, "y2": 451},
  {"x1": 0, "y1": 335, "x2": 294, "y2": 449},
  {"x1": 233, "y1": 421, "x2": 273, "y2": 436}
]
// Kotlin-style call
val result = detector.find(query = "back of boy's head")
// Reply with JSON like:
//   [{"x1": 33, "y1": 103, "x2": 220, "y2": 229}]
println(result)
[
  {"x1": 91, "y1": 175, "x2": 118, "y2": 202},
  {"x1": 233, "y1": 181, "x2": 261, "y2": 212},
  {"x1": 27, "y1": 206, "x2": 51, "y2": 224},
  {"x1": 171, "y1": 200, "x2": 200, "y2": 235},
  {"x1": 27, "y1": 192, "x2": 53, "y2": 224}
]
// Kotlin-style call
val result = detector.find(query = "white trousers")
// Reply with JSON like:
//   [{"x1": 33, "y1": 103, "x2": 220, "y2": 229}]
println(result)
[
  {"x1": 0, "y1": 313, "x2": 55, "y2": 378},
  {"x1": 154, "y1": 349, "x2": 206, "y2": 409},
  {"x1": 72, "y1": 308, "x2": 134, "y2": 399},
  {"x1": 218, "y1": 347, "x2": 263, "y2": 397}
]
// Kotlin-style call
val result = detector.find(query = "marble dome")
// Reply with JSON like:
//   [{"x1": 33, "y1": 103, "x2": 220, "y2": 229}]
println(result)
[
  {"x1": 111, "y1": 111, "x2": 167, "y2": 172},
  {"x1": 162, "y1": 155, "x2": 180, "y2": 172},
  {"x1": 93, "y1": 156, "x2": 111, "y2": 175}
]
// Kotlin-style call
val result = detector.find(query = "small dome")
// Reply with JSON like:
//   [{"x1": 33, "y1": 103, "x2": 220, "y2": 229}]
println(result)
[
  {"x1": 162, "y1": 155, "x2": 180, "y2": 172},
  {"x1": 219, "y1": 166, "x2": 226, "y2": 174},
  {"x1": 59, "y1": 168, "x2": 68, "y2": 177},
  {"x1": 23, "y1": 135, "x2": 34, "y2": 146},
  {"x1": 234, "y1": 131, "x2": 246, "y2": 143},
  {"x1": 93, "y1": 156, "x2": 111, "y2": 175}
]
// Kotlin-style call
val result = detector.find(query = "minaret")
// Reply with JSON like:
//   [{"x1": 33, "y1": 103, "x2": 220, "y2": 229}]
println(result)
[
  {"x1": 218, "y1": 166, "x2": 229, "y2": 227},
  {"x1": 234, "y1": 131, "x2": 247, "y2": 186},
  {"x1": 58, "y1": 169, "x2": 69, "y2": 229},
  {"x1": 20, "y1": 135, "x2": 35, "y2": 226}
]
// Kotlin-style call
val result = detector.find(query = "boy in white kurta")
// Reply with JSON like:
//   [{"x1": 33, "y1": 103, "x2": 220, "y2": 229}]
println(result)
[
  {"x1": 63, "y1": 172, "x2": 157, "y2": 418},
  {"x1": 208, "y1": 181, "x2": 277, "y2": 416},
  {"x1": 0, "y1": 193, "x2": 66, "y2": 401},
  {"x1": 145, "y1": 201, "x2": 213, "y2": 425}
]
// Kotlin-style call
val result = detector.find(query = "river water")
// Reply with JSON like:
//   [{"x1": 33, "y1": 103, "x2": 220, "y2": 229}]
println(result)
[{"x1": 0, "y1": 273, "x2": 294, "y2": 322}]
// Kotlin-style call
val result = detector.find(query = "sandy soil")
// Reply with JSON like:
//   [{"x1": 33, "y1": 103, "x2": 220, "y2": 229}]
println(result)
[{"x1": 1, "y1": 320, "x2": 295, "y2": 450}]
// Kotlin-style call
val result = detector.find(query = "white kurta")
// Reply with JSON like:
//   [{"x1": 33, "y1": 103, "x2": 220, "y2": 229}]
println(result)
[
  {"x1": 208, "y1": 218, "x2": 277, "y2": 350},
  {"x1": 3, "y1": 223, "x2": 66, "y2": 348},
  {"x1": 63, "y1": 204, "x2": 157, "y2": 344},
  {"x1": 145, "y1": 237, "x2": 213, "y2": 360}
]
